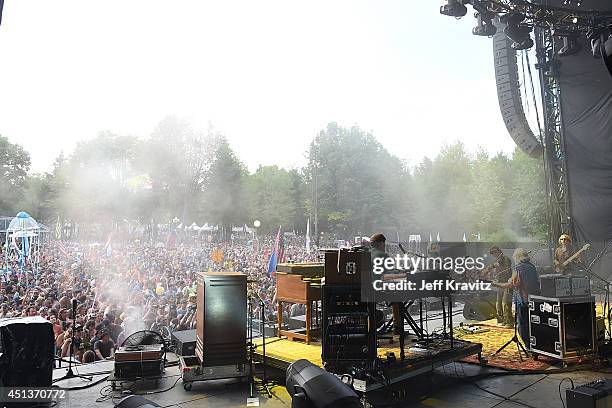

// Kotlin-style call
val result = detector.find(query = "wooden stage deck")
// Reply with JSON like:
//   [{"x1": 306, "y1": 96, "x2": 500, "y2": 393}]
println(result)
[{"x1": 253, "y1": 336, "x2": 483, "y2": 392}]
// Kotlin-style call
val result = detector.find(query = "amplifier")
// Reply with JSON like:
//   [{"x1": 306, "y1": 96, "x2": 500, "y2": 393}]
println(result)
[
  {"x1": 322, "y1": 284, "x2": 376, "y2": 369},
  {"x1": 322, "y1": 247, "x2": 371, "y2": 285},
  {"x1": 567, "y1": 379, "x2": 612, "y2": 408},
  {"x1": 114, "y1": 345, "x2": 164, "y2": 379},
  {"x1": 570, "y1": 276, "x2": 591, "y2": 296},
  {"x1": 114, "y1": 359, "x2": 164, "y2": 379},
  {"x1": 115, "y1": 345, "x2": 164, "y2": 361},
  {"x1": 540, "y1": 274, "x2": 571, "y2": 297},
  {"x1": 171, "y1": 329, "x2": 196, "y2": 356},
  {"x1": 529, "y1": 295, "x2": 596, "y2": 359}
]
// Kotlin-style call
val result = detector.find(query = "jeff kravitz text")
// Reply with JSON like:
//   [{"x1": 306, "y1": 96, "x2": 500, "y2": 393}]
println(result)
[{"x1": 372, "y1": 278, "x2": 492, "y2": 291}]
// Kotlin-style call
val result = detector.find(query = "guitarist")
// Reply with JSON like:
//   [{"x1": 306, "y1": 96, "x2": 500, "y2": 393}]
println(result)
[
  {"x1": 483, "y1": 246, "x2": 513, "y2": 327},
  {"x1": 554, "y1": 234, "x2": 582, "y2": 275}
]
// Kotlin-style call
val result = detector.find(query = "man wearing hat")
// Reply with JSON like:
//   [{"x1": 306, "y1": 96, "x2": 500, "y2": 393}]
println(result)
[
  {"x1": 370, "y1": 233, "x2": 389, "y2": 262},
  {"x1": 554, "y1": 234, "x2": 581, "y2": 275}
]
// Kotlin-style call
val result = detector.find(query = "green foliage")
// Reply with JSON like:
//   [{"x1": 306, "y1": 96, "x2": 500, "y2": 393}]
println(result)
[
  {"x1": 306, "y1": 123, "x2": 411, "y2": 237},
  {"x1": 201, "y1": 137, "x2": 248, "y2": 240},
  {"x1": 0, "y1": 135, "x2": 32, "y2": 215},
  {"x1": 2, "y1": 122, "x2": 548, "y2": 242},
  {"x1": 244, "y1": 166, "x2": 306, "y2": 234}
]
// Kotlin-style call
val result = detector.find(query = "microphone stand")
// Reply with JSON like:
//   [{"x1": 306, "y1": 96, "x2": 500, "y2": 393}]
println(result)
[
  {"x1": 256, "y1": 294, "x2": 272, "y2": 398},
  {"x1": 54, "y1": 299, "x2": 92, "y2": 383},
  {"x1": 247, "y1": 292, "x2": 272, "y2": 399},
  {"x1": 493, "y1": 299, "x2": 529, "y2": 361}
]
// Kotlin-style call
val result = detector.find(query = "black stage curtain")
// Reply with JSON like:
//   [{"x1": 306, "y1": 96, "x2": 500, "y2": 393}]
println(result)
[{"x1": 555, "y1": 0, "x2": 612, "y2": 243}]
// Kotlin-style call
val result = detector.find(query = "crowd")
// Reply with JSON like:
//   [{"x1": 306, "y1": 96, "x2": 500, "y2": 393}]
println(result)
[{"x1": 0, "y1": 233, "x2": 318, "y2": 363}]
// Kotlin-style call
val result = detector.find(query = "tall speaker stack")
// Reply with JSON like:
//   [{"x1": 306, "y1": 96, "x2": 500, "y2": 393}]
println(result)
[
  {"x1": 321, "y1": 247, "x2": 376, "y2": 371},
  {"x1": 196, "y1": 272, "x2": 247, "y2": 366}
]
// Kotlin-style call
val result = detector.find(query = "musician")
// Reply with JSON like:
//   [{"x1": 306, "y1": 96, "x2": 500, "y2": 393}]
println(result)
[
  {"x1": 554, "y1": 234, "x2": 581, "y2": 275},
  {"x1": 484, "y1": 246, "x2": 513, "y2": 327},
  {"x1": 370, "y1": 233, "x2": 403, "y2": 335},
  {"x1": 492, "y1": 248, "x2": 540, "y2": 348}
]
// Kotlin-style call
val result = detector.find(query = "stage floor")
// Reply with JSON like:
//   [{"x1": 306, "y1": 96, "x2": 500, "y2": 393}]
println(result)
[
  {"x1": 50, "y1": 352, "x2": 612, "y2": 408},
  {"x1": 254, "y1": 336, "x2": 482, "y2": 368}
]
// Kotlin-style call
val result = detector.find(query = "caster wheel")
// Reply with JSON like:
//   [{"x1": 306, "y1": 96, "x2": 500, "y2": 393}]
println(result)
[{"x1": 183, "y1": 382, "x2": 193, "y2": 391}]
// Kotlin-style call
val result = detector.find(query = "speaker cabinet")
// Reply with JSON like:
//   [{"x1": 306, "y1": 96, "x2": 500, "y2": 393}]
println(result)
[
  {"x1": 196, "y1": 272, "x2": 247, "y2": 366},
  {"x1": 0, "y1": 317, "x2": 54, "y2": 387}
]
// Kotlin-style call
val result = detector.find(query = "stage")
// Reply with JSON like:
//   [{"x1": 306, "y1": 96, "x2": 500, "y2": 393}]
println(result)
[{"x1": 50, "y1": 351, "x2": 612, "y2": 408}]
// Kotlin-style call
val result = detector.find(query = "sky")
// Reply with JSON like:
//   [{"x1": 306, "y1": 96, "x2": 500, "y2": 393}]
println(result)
[{"x1": 0, "y1": 0, "x2": 518, "y2": 173}]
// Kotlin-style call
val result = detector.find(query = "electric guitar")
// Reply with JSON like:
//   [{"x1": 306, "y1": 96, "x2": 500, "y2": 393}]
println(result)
[{"x1": 556, "y1": 243, "x2": 590, "y2": 273}]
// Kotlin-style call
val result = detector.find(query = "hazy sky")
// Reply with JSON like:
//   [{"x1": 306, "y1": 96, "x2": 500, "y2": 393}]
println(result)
[{"x1": 0, "y1": 0, "x2": 518, "y2": 173}]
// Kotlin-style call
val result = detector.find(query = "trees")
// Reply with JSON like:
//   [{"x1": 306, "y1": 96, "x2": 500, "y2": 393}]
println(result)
[
  {"x1": 244, "y1": 166, "x2": 306, "y2": 234},
  {"x1": 0, "y1": 135, "x2": 31, "y2": 215},
  {"x1": 201, "y1": 137, "x2": 248, "y2": 241},
  {"x1": 2, "y1": 120, "x2": 547, "y2": 242},
  {"x1": 305, "y1": 123, "x2": 412, "y2": 238}
]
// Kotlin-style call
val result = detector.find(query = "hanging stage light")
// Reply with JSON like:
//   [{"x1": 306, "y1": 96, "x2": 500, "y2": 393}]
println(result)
[
  {"x1": 472, "y1": 12, "x2": 496, "y2": 37},
  {"x1": 440, "y1": 0, "x2": 467, "y2": 18},
  {"x1": 501, "y1": 13, "x2": 534, "y2": 50}
]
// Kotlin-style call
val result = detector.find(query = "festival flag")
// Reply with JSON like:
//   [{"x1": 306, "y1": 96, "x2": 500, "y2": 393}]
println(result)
[
  {"x1": 104, "y1": 232, "x2": 113, "y2": 256},
  {"x1": 55, "y1": 216, "x2": 62, "y2": 240},
  {"x1": 278, "y1": 230, "x2": 285, "y2": 263},
  {"x1": 436, "y1": 233, "x2": 440, "y2": 242},
  {"x1": 306, "y1": 217, "x2": 311, "y2": 252},
  {"x1": 57, "y1": 241, "x2": 69, "y2": 257},
  {"x1": 462, "y1": 233, "x2": 467, "y2": 242},
  {"x1": 267, "y1": 226, "x2": 282, "y2": 275},
  {"x1": 429, "y1": 233, "x2": 433, "y2": 242}
]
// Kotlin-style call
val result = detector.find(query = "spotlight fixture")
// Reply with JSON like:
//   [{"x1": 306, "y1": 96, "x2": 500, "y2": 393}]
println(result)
[
  {"x1": 440, "y1": 0, "x2": 467, "y2": 18},
  {"x1": 114, "y1": 395, "x2": 161, "y2": 408},
  {"x1": 501, "y1": 13, "x2": 534, "y2": 50},
  {"x1": 472, "y1": 12, "x2": 497, "y2": 37},
  {"x1": 286, "y1": 359, "x2": 361, "y2": 408}
]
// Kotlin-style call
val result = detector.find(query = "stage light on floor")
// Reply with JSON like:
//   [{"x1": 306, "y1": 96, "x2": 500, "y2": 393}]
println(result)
[
  {"x1": 501, "y1": 13, "x2": 534, "y2": 50},
  {"x1": 440, "y1": 0, "x2": 467, "y2": 18},
  {"x1": 114, "y1": 395, "x2": 161, "y2": 408},
  {"x1": 286, "y1": 359, "x2": 361, "y2": 408}
]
